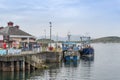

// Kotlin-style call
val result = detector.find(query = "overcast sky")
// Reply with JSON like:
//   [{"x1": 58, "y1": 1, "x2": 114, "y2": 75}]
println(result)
[{"x1": 0, "y1": 0, "x2": 120, "y2": 39}]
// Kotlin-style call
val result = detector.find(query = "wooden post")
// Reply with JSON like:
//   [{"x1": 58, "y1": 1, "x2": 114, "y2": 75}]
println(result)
[
  {"x1": 20, "y1": 61, "x2": 25, "y2": 71},
  {"x1": 2, "y1": 62, "x2": 5, "y2": 71},
  {"x1": 15, "y1": 61, "x2": 20, "y2": 71},
  {"x1": 11, "y1": 61, "x2": 14, "y2": 71},
  {"x1": 0, "y1": 61, "x2": 2, "y2": 71}
]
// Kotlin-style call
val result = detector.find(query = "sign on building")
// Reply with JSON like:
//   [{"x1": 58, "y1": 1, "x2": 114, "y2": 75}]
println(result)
[{"x1": 0, "y1": 35, "x2": 3, "y2": 40}]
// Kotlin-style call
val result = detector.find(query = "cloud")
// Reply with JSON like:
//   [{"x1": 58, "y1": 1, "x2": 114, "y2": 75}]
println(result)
[{"x1": 0, "y1": 0, "x2": 120, "y2": 38}]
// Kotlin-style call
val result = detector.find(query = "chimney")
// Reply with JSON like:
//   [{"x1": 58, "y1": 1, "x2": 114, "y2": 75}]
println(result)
[
  {"x1": 8, "y1": 21, "x2": 14, "y2": 27},
  {"x1": 15, "y1": 25, "x2": 19, "y2": 29}
]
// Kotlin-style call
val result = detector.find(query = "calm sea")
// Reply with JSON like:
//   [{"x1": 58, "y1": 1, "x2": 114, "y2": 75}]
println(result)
[{"x1": 0, "y1": 43, "x2": 120, "y2": 80}]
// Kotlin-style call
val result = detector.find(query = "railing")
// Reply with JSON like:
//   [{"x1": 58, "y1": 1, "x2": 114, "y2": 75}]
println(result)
[
  {"x1": 0, "y1": 47, "x2": 62, "y2": 56},
  {"x1": 0, "y1": 47, "x2": 41, "y2": 55},
  {"x1": 0, "y1": 49, "x2": 6, "y2": 55},
  {"x1": 0, "y1": 49, "x2": 21, "y2": 55},
  {"x1": 8, "y1": 49, "x2": 21, "y2": 55}
]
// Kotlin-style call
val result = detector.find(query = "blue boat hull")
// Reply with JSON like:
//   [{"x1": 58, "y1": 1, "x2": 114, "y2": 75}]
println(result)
[
  {"x1": 64, "y1": 56, "x2": 71, "y2": 62},
  {"x1": 64, "y1": 56, "x2": 79, "y2": 62},
  {"x1": 80, "y1": 47, "x2": 94, "y2": 58},
  {"x1": 73, "y1": 56, "x2": 78, "y2": 61}
]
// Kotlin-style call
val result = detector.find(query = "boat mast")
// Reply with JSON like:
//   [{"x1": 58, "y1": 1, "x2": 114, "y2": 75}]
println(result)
[{"x1": 67, "y1": 32, "x2": 71, "y2": 42}]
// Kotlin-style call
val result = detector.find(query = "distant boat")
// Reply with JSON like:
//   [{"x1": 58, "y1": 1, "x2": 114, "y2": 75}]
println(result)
[
  {"x1": 62, "y1": 41, "x2": 80, "y2": 62},
  {"x1": 79, "y1": 46, "x2": 94, "y2": 57},
  {"x1": 79, "y1": 36, "x2": 94, "y2": 58}
]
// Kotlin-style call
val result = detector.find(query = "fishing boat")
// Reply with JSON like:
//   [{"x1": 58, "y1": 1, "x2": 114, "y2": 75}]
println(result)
[
  {"x1": 62, "y1": 32, "x2": 80, "y2": 62},
  {"x1": 79, "y1": 36, "x2": 94, "y2": 58},
  {"x1": 62, "y1": 41, "x2": 80, "y2": 62}
]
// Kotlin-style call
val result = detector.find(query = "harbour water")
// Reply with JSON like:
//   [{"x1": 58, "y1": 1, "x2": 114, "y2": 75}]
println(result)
[{"x1": 0, "y1": 43, "x2": 120, "y2": 80}]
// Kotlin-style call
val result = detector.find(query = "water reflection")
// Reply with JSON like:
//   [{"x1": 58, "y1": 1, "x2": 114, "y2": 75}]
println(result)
[
  {"x1": 47, "y1": 63, "x2": 62, "y2": 80},
  {"x1": 0, "y1": 71, "x2": 26, "y2": 80},
  {"x1": 0, "y1": 72, "x2": 14, "y2": 80},
  {"x1": 64, "y1": 60, "x2": 80, "y2": 67},
  {"x1": 81, "y1": 56, "x2": 94, "y2": 62},
  {"x1": 27, "y1": 63, "x2": 62, "y2": 80},
  {"x1": 80, "y1": 57, "x2": 94, "y2": 80},
  {"x1": 0, "y1": 70, "x2": 45, "y2": 80},
  {"x1": 0, "y1": 58, "x2": 94, "y2": 80}
]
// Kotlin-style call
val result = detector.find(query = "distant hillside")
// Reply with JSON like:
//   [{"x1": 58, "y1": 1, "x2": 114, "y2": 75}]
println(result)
[
  {"x1": 37, "y1": 38, "x2": 54, "y2": 43},
  {"x1": 92, "y1": 36, "x2": 120, "y2": 43},
  {"x1": 37, "y1": 36, "x2": 120, "y2": 43}
]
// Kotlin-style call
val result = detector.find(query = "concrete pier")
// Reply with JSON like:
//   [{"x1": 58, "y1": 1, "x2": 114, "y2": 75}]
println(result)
[{"x1": 0, "y1": 51, "x2": 62, "y2": 71}]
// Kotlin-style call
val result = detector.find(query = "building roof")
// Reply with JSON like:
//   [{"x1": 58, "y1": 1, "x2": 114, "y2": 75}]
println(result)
[{"x1": 0, "y1": 26, "x2": 33, "y2": 37}]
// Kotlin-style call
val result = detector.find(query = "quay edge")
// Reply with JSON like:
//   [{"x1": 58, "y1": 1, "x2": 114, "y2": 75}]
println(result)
[{"x1": 0, "y1": 51, "x2": 63, "y2": 72}]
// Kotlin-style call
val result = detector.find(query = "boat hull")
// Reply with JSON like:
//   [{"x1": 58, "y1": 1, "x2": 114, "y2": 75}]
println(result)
[
  {"x1": 79, "y1": 47, "x2": 94, "y2": 58},
  {"x1": 64, "y1": 55, "x2": 79, "y2": 62}
]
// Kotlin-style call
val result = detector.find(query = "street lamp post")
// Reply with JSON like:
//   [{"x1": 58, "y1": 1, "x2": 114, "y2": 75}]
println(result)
[{"x1": 49, "y1": 22, "x2": 52, "y2": 47}]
